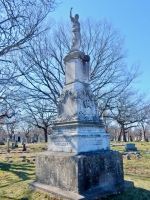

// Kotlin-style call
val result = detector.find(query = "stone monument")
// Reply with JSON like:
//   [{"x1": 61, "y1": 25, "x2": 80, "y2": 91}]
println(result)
[{"x1": 29, "y1": 8, "x2": 134, "y2": 199}]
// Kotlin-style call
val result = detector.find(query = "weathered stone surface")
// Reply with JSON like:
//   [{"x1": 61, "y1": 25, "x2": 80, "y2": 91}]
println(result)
[
  {"x1": 29, "y1": 180, "x2": 134, "y2": 200},
  {"x1": 48, "y1": 121, "x2": 109, "y2": 153},
  {"x1": 49, "y1": 55, "x2": 110, "y2": 153},
  {"x1": 64, "y1": 51, "x2": 90, "y2": 62},
  {"x1": 65, "y1": 58, "x2": 89, "y2": 84},
  {"x1": 29, "y1": 10, "x2": 134, "y2": 198},
  {"x1": 35, "y1": 151, "x2": 124, "y2": 195},
  {"x1": 57, "y1": 57, "x2": 97, "y2": 124}
]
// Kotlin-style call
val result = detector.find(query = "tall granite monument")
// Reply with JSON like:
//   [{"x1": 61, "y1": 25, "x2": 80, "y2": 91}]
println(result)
[{"x1": 29, "y1": 9, "x2": 133, "y2": 199}]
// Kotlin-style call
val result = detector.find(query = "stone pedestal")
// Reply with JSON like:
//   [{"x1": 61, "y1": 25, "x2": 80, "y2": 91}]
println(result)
[
  {"x1": 29, "y1": 151, "x2": 133, "y2": 199},
  {"x1": 36, "y1": 151, "x2": 124, "y2": 193}
]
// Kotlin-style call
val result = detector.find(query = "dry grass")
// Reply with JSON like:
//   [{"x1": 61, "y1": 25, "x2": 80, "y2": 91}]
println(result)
[
  {"x1": 106, "y1": 142, "x2": 150, "y2": 200},
  {"x1": 0, "y1": 142, "x2": 150, "y2": 200},
  {"x1": 0, "y1": 142, "x2": 61, "y2": 200}
]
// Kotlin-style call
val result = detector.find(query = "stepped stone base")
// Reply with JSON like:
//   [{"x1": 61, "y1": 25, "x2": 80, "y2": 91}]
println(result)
[
  {"x1": 29, "y1": 151, "x2": 134, "y2": 199},
  {"x1": 29, "y1": 180, "x2": 134, "y2": 200}
]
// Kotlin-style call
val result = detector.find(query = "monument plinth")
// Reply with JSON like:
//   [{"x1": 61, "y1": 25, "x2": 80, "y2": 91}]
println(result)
[{"x1": 29, "y1": 8, "x2": 134, "y2": 199}]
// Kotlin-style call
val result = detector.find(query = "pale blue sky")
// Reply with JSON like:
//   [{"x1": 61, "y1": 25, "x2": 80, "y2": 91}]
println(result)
[{"x1": 50, "y1": 0, "x2": 150, "y2": 96}]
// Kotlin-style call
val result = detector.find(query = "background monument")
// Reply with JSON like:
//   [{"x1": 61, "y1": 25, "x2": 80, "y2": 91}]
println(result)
[{"x1": 29, "y1": 9, "x2": 133, "y2": 199}]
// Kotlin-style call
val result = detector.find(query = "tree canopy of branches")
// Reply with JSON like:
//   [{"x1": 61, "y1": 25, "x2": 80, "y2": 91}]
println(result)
[
  {"x1": 0, "y1": 0, "x2": 57, "y2": 60},
  {"x1": 1, "y1": 17, "x2": 149, "y2": 142},
  {"x1": 15, "y1": 19, "x2": 140, "y2": 105},
  {"x1": 0, "y1": 0, "x2": 58, "y2": 141},
  {"x1": 103, "y1": 88, "x2": 149, "y2": 142}
]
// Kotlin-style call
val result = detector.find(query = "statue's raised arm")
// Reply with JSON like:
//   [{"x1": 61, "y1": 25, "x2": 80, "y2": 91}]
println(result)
[
  {"x1": 70, "y1": 8, "x2": 81, "y2": 52},
  {"x1": 70, "y1": 7, "x2": 73, "y2": 21}
]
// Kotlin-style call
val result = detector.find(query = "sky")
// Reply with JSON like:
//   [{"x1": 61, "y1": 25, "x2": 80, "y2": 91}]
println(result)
[{"x1": 50, "y1": 0, "x2": 150, "y2": 97}]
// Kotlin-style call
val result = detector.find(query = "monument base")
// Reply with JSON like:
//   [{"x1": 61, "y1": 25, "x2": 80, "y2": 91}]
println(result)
[
  {"x1": 29, "y1": 180, "x2": 134, "y2": 200},
  {"x1": 29, "y1": 151, "x2": 134, "y2": 199},
  {"x1": 48, "y1": 120, "x2": 110, "y2": 153}
]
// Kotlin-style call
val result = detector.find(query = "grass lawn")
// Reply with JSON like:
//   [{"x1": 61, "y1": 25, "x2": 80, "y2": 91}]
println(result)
[
  {"x1": 0, "y1": 143, "x2": 57, "y2": 200},
  {"x1": 0, "y1": 142, "x2": 150, "y2": 200},
  {"x1": 106, "y1": 142, "x2": 150, "y2": 200}
]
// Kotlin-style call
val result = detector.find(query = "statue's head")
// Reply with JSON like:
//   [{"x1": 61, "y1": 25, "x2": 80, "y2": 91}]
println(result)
[{"x1": 75, "y1": 14, "x2": 79, "y2": 20}]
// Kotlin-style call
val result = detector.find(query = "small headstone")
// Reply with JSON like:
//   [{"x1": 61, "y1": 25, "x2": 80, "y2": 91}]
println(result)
[
  {"x1": 17, "y1": 151, "x2": 22, "y2": 153},
  {"x1": 15, "y1": 141, "x2": 18, "y2": 148},
  {"x1": 12, "y1": 142, "x2": 15, "y2": 149},
  {"x1": 7, "y1": 138, "x2": 10, "y2": 153},
  {"x1": 22, "y1": 144, "x2": 26, "y2": 151},
  {"x1": 0, "y1": 139, "x2": 5, "y2": 145},
  {"x1": 11, "y1": 151, "x2": 16, "y2": 153},
  {"x1": 18, "y1": 155, "x2": 26, "y2": 159},
  {"x1": 136, "y1": 154, "x2": 140, "y2": 159},
  {"x1": 126, "y1": 154, "x2": 130, "y2": 160},
  {"x1": 5, "y1": 156, "x2": 12, "y2": 159},
  {"x1": 29, "y1": 155, "x2": 36, "y2": 158},
  {"x1": 125, "y1": 143, "x2": 137, "y2": 151}
]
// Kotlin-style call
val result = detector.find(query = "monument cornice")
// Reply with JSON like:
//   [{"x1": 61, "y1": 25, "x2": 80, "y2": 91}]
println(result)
[{"x1": 64, "y1": 50, "x2": 90, "y2": 62}]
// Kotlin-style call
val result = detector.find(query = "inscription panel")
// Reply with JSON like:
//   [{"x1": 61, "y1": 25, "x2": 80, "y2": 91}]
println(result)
[
  {"x1": 53, "y1": 138, "x2": 69, "y2": 146},
  {"x1": 48, "y1": 134, "x2": 110, "y2": 153},
  {"x1": 51, "y1": 137, "x2": 103, "y2": 147}
]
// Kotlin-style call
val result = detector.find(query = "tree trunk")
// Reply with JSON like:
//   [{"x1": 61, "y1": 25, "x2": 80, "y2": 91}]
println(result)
[
  {"x1": 141, "y1": 129, "x2": 146, "y2": 141},
  {"x1": 122, "y1": 125, "x2": 127, "y2": 142},
  {"x1": 44, "y1": 128, "x2": 48, "y2": 142},
  {"x1": 128, "y1": 134, "x2": 133, "y2": 142},
  {"x1": 118, "y1": 128, "x2": 122, "y2": 141}
]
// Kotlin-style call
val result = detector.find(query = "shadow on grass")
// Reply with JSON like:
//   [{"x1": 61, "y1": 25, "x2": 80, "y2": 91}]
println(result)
[
  {"x1": 103, "y1": 187, "x2": 150, "y2": 200},
  {"x1": 0, "y1": 162, "x2": 35, "y2": 183}
]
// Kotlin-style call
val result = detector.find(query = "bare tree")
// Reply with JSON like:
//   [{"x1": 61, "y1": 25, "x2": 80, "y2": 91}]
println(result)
[
  {"x1": 11, "y1": 18, "x2": 146, "y2": 142},
  {"x1": 15, "y1": 19, "x2": 140, "y2": 106},
  {"x1": 0, "y1": 0, "x2": 57, "y2": 60},
  {"x1": 0, "y1": 126, "x2": 7, "y2": 140},
  {"x1": 0, "y1": 0, "x2": 58, "y2": 127},
  {"x1": 136, "y1": 105, "x2": 150, "y2": 141},
  {"x1": 106, "y1": 124, "x2": 119, "y2": 141},
  {"x1": 104, "y1": 88, "x2": 148, "y2": 142},
  {"x1": 22, "y1": 99, "x2": 56, "y2": 142}
]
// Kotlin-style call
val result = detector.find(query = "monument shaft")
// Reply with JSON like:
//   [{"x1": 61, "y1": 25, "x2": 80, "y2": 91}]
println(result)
[{"x1": 48, "y1": 52, "x2": 110, "y2": 153}]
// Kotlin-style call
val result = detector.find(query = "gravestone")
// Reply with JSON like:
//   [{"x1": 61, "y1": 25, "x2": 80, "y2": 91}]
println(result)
[
  {"x1": 12, "y1": 142, "x2": 15, "y2": 149},
  {"x1": 29, "y1": 9, "x2": 134, "y2": 199},
  {"x1": 125, "y1": 143, "x2": 137, "y2": 151},
  {"x1": 7, "y1": 138, "x2": 10, "y2": 153},
  {"x1": 22, "y1": 143, "x2": 26, "y2": 151},
  {"x1": 15, "y1": 141, "x2": 18, "y2": 147},
  {"x1": 0, "y1": 139, "x2": 4, "y2": 145}
]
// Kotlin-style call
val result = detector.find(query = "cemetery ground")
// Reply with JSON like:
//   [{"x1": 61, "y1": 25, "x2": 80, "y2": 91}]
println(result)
[{"x1": 0, "y1": 142, "x2": 150, "y2": 200}]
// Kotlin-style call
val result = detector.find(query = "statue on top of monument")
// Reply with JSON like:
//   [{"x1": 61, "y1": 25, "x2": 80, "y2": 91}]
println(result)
[{"x1": 70, "y1": 7, "x2": 81, "y2": 52}]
